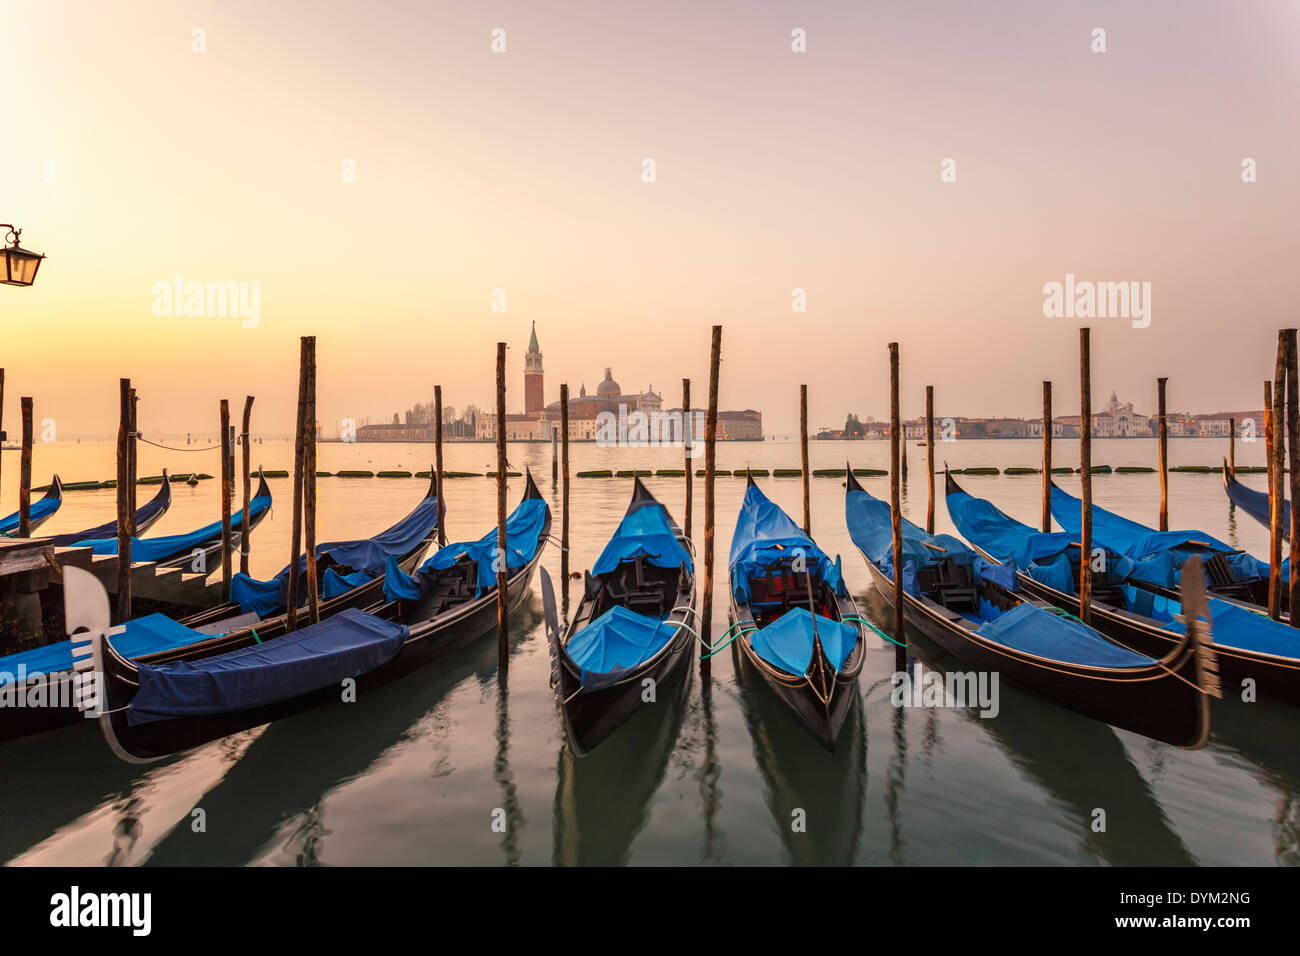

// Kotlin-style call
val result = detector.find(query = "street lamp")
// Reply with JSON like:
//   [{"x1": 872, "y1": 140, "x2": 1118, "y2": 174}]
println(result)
[{"x1": 1, "y1": 224, "x2": 45, "y2": 287}]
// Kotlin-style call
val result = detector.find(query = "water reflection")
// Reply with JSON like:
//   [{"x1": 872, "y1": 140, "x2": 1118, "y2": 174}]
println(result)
[
  {"x1": 1211, "y1": 697, "x2": 1300, "y2": 865},
  {"x1": 494, "y1": 671, "x2": 523, "y2": 866},
  {"x1": 552, "y1": 658, "x2": 691, "y2": 865},
  {"x1": 734, "y1": 641, "x2": 867, "y2": 865},
  {"x1": 140, "y1": 612, "x2": 537, "y2": 865}
]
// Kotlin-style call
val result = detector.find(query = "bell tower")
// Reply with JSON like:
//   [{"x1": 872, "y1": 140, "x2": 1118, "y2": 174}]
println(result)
[{"x1": 524, "y1": 321, "x2": 544, "y2": 415}]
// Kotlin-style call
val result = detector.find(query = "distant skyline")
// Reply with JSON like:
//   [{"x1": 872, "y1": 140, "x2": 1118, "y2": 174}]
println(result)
[{"x1": 3, "y1": 1, "x2": 1298, "y2": 439}]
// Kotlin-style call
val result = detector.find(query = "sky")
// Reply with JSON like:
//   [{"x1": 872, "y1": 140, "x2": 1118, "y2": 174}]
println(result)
[{"x1": 2, "y1": 0, "x2": 1298, "y2": 437}]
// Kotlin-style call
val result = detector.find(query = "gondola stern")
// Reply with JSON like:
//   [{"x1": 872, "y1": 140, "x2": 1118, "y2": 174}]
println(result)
[
  {"x1": 522, "y1": 467, "x2": 543, "y2": 501},
  {"x1": 844, "y1": 462, "x2": 865, "y2": 494},
  {"x1": 43, "y1": 473, "x2": 63, "y2": 502},
  {"x1": 944, "y1": 468, "x2": 964, "y2": 497}
]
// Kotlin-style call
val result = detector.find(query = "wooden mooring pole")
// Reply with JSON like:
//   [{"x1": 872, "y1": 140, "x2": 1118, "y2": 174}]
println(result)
[
  {"x1": 683, "y1": 378, "x2": 692, "y2": 540},
  {"x1": 1265, "y1": 382, "x2": 1274, "y2": 521},
  {"x1": 1228, "y1": 417, "x2": 1235, "y2": 477},
  {"x1": 1270, "y1": 333, "x2": 1287, "y2": 620},
  {"x1": 1042, "y1": 381, "x2": 1052, "y2": 532},
  {"x1": 1287, "y1": 329, "x2": 1300, "y2": 626},
  {"x1": 702, "y1": 326, "x2": 721, "y2": 677},
  {"x1": 18, "y1": 397, "x2": 32, "y2": 538},
  {"x1": 560, "y1": 382, "x2": 571, "y2": 598},
  {"x1": 303, "y1": 338, "x2": 319, "y2": 625},
  {"x1": 889, "y1": 343, "x2": 904, "y2": 665},
  {"x1": 116, "y1": 378, "x2": 132, "y2": 624},
  {"x1": 925, "y1": 384, "x2": 935, "y2": 535},
  {"x1": 496, "y1": 342, "x2": 508, "y2": 669},
  {"x1": 434, "y1": 385, "x2": 446, "y2": 545},
  {"x1": 128, "y1": 389, "x2": 138, "y2": 530},
  {"x1": 240, "y1": 396, "x2": 254, "y2": 575},
  {"x1": 800, "y1": 384, "x2": 811, "y2": 535},
  {"x1": 1157, "y1": 377, "x2": 1169, "y2": 532},
  {"x1": 287, "y1": 342, "x2": 309, "y2": 633},
  {"x1": 220, "y1": 399, "x2": 233, "y2": 599},
  {"x1": 1079, "y1": 329, "x2": 1093, "y2": 626}
]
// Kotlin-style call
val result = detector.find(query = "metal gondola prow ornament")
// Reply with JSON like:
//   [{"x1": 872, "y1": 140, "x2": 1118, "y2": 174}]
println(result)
[
  {"x1": 63, "y1": 567, "x2": 149, "y2": 763},
  {"x1": 1177, "y1": 555, "x2": 1222, "y2": 701}
]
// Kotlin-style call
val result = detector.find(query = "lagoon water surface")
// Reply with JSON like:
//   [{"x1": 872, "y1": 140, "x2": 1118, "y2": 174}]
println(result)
[{"x1": 1, "y1": 437, "x2": 1295, "y2": 865}]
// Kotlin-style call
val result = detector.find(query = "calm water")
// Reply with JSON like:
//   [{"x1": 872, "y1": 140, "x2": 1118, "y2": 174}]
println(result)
[{"x1": 2, "y1": 437, "x2": 1297, "y2": 866}]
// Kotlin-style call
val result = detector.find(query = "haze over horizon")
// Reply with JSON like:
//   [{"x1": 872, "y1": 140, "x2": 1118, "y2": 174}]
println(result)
[{"x1": 3, "y1": 0, "x2": 1297, "y2": 439}]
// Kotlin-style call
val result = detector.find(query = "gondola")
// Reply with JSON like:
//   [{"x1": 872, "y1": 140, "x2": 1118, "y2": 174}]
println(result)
[
  {"x1": 45, "y1": 472, "x2": 173, "y2": 546},
  {"x1": 540, "y1": 477, "x2": 695, "y2": 756},
  {"x1": 0, "y1": 475, "x2": 62, "y2": 536},
  {"x1": 1223, "y1": 460, "x2": 1286, "y2": 537},
  {"x1": 727, "y1": 472, "x2": 865, "y2": 749},
  {"x1": 845, "y1": 469, "x2": 1216, "y2": 748},
  {"x1": 1050, "y1": 480, "x2": 1285, "y2": 617},
  {"x1": 72, "y1": 470, "x2": 549, "y2": 762},
  {"x1": 946, "y1": 470, "x2": 1300, "y2": 706},
  {"x1": 0, "y1": 472, "x2": 438, "y2": 744},
  {"x1": 62, "y1": 470, "x2": 272, "y2": 569}
]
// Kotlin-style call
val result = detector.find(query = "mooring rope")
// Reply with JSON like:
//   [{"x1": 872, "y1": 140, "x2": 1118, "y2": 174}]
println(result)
[
  {"x1": 841, "y1": 614, "x2": 907, "y2": 648},
  {"x1": 133, "y1": 431, "x2": 249, "y2": 453}
]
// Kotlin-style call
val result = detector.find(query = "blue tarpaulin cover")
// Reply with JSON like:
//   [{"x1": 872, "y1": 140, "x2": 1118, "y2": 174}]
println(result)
[
  {"x1": 69, "y1": 491, "x2": 272, "y2": 562},
  {"x1": 729, "y1": 484, "x2": 844, "y2": 602},
  {"x1": 564, "y1": 604, "x2": 678, "y2": 686},
  {"x1": 0, "y1": 492, "x2": 61, "y2": 536},
  {"x1": 385, "y1": 497, "x2": 548, "y2": 602},
  {"x1": 946, "y1": 486, "x2": 1135, "y2": 594},
  {"x1": 232, "y1": 491, "x2": 440, "y2": 616},
  {"x1": 1162, "y1": 597, "x2": 1300, "y2": 658},
  {"x1": 974, "y1": 602, "x2": 1157, "y2": 668},
  {"x1": 750, "y1": 606, "x2": 858, "y2": 676},
  {"x1": 592, "y1": 503, "x2": 691, "y2": 575},
  {"x1": 844, "y1": 482, "x2": 974, "y2": 581},
  {"x1": 323, "y1": 568, "x2": 372, "y2": 600},
  {"x1": 1049, "y1": 484, "x2": 1273, "y2": 588},
  {"x1": 127, "y1": 608, "x2": 409, "y2": 724},
  {"x1": 0, "y1": 613, "x2": 221, "y2": 683}
]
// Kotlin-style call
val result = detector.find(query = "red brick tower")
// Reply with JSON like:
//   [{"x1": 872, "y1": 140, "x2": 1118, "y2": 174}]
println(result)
[{"x1": 524, "y1": 321, "x2": 544, "y2": 416}]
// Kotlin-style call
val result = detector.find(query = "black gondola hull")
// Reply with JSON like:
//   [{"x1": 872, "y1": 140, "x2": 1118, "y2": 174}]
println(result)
[
  {"x1": 551, "y1": 477, "x2": 695, "y2": 756},
  {"x1": 729, "y1": 590, "x2": 865, "y2": 750},
  {"x1": 866, "y1": 560, "x2": 1210, "y2": 747},
  {"x1": 555, "y1": 628, "x2": 692, "y2": 757},
  {"x1": 97, "y1": 543, "x2": 545, "y2": 761}
]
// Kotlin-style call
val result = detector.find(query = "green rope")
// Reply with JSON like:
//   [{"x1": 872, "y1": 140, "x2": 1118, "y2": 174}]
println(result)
[
  {"x1": 1043, "y1": 606, "x2": 1086, "y2": 625},
  {"x1": 842, "y1": 614, "x2": 908, "y2": 649},
  {"x1": 251, "y1": 628, "x2": 262, "y2": 645},
  {"x1": 701, "y1": 620, "x2": 758, "y2": 660}
]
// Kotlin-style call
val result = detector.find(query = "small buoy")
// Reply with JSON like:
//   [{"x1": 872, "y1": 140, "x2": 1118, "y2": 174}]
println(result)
[{"x1": 186, "y1": 474, "x2": 199, "y2": 487}]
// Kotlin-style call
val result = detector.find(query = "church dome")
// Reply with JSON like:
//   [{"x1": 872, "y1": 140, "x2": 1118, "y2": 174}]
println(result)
[{"x1": 597, "y1": 368, "x2": 620, "y2": 397}]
